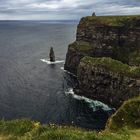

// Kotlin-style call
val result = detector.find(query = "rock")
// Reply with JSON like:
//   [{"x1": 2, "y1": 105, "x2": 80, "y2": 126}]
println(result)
[
  {"x1": 49, "y1": 47, "x2": 55, "y2": 62},
  {"x1": 75, "y1": 56, "x2": 140, "y2": 108}
]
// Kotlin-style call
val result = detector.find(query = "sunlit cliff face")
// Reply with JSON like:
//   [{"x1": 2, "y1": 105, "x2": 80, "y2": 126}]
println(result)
[{"x1": 0, "y1": 0, "x2": 140, "y2": 20}]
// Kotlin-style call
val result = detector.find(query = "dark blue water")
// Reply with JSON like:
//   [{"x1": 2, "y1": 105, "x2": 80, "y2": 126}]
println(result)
[{"x1": 0, "y1": 20, "x2": 113, "y2": 130}]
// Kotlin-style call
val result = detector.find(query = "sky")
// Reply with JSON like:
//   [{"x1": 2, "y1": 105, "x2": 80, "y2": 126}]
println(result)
[{"x1": 0, "y1": 0, "x2": 140, "y2": 20}]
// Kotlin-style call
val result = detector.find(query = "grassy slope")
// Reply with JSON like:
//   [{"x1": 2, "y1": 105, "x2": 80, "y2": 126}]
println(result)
[
  {"x1": 0, "y1": 119, "x2": 137, "y2": 140},
  {"x1": 131, "y1": 130, "x2": 140, "y2": 140},
  {"x1": 0, "y1": 119, "x2": 139, "y2": 140},
  {"x1": 107, "y1": 97, "x2": 140, "y2": 131},
  {"x1": 80, "y1": 56, "x2": 140, "y2": 78}
]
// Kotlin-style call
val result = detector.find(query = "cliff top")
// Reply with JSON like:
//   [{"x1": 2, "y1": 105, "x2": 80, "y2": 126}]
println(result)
[
  {"x1": 80, "y1": 56, "x2": 140, "y2": 78},
  {"x1": 107, "y1": 96, "x2": 140, "y2": 131},
  {"x1": 0, "y1": 118, "x2": 140, "y2": 140},
  {"x1": 79, "y1": 15, "x2": 140, "y2": 27}
]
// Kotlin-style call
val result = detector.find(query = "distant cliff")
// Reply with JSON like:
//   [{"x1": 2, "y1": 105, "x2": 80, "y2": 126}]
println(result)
[{"x1": 64, "y1": 15, "x2": 140, "y2": 108}]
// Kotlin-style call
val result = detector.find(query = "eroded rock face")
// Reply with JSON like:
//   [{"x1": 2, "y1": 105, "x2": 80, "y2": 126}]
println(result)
[
  {"x1": 64, "y1": 15, "x2": 140, "y2": 108},
  {"x1": 77, "y1": 17, "x2": 140, "y2": 64},
  {"x1": 75, "y1": 57, "x2": 140, "y2": 108},
  {"x1": 65, "y1": 16, "x2": 140, "y2": 74},
  {"x1": 64, "y1": 41, "x2": 93, "y2": 74}
]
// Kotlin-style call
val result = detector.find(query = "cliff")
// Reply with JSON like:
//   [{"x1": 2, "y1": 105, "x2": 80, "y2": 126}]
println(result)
[
  {"x1": 75, "y1": 56, "x2": 140, "y2": 108},
  {"x1": 65, "y1": 15, "x2": 140, "y2": 74},
  {"x1": 64, "y1": 15, "x2": 140, "y2": 108}
]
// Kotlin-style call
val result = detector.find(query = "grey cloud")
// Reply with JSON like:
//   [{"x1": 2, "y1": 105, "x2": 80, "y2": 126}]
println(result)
[{"x1": 0, "y1": 0, "x2": 139, "y2": 20}]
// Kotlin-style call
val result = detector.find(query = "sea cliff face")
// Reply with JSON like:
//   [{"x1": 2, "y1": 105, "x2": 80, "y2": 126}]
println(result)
[
  {"x1": 76, "y1": 57, "x2": 140, "y2": 108},
  {"x1": 65, "y1": 16, "x2": 140, "y2": 74},
  {"x1": 64, "y1": 15, "x2": 140, "y2": 108}
]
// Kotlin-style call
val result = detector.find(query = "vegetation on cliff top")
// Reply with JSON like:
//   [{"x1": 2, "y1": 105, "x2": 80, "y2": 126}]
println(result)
[
  {"x1": 0, "y1": 119, "x2": 137, "y2": 140},
  {"x1": 80, "y1": 56, "x2": 140, "y2": 78},
  {"x1": 79, "y1": 15, "x2": 140, "y2": 27},
  {"x1": 69, "y1": 41, "x2": 93, "y2": 51},
  {"x1": 107, "y1": 96, "x2": 140, "y2": 131}
]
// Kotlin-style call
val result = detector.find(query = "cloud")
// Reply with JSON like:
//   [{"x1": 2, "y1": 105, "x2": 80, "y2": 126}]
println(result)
[{"x1": 0, "y1": 0, "x2": 140, "y2": 20}]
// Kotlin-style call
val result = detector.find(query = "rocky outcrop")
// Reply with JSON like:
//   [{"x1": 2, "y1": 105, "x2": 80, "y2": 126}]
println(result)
[
  {"x1": 75, "y1": 56, "x2": 140, "y2": 108},
  {"x1": 64, "y1": 41, "x2": 94, "y2": 74},
  {"x1": 65, "y1": 15, "x2": 140, "y2": 74}
]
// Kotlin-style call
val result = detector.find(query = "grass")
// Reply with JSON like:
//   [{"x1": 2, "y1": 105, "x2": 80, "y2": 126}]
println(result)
[
  {"x1": 0, "y1": 119, "x2": 134, "y2": 140},
  {"x1": 0, "y1": 119, "x2": 140, "y2": 140},
  {"x1": 80, "y1": 56, "x2": 140, "y2": 78},
  {"x1": 107, "y1": 96, "x2": 140, "y2": 131},
  {"x1": 69, "y1": 41, "x2": 93, "y2": 51},
  {"x1": 79, "y1": 15, "x2": 140, "y2": 27},
  {"x1": 0, "y1": 119, "x2": 37, "y2": 136}
]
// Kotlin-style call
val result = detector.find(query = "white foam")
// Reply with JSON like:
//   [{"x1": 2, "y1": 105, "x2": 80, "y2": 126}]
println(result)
[
  {"x1": 60, "y1": 67, "x2": 64, "y2": 70},
  {"x1": 65, "y1": 88, "x2": 112, "y2": 111},
  {"x1": 61, "y1": 68, "x2": 77, "y2": 77},
  {"x1": 40, "y1": 59, "x2": 65, "y2": 64}
]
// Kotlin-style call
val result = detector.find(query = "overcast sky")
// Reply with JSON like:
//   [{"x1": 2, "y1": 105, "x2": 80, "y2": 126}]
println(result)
[{"x1": 0, "y1": 0, "x2": 140, "y2": 20}]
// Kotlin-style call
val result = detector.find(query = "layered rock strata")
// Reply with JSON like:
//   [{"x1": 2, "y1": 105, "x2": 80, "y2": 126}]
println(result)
[
  {"x1": 65, "y1": 15, "x2": 140, "y2": 108},
  {"x1": 65, "y1": 16, "x2": 140, "y2": 74}
]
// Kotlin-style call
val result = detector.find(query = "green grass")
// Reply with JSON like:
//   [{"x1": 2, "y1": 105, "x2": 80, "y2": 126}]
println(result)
[
  {"x1": 107, "y1": 96, "x2": 140, "y2": 131},
  {"x1": 80, "y1": 56, "x2": 140, "y2": 78},
  {"x1": 79, "y1": 15, "x2": 140, "y2": 27},
  {"x1": 0, "y1": 119, "x2": 37, "y2": 136},
  {"x1": 69, "y1": 41, "x2": 93, "y2": 51},
  {"x1": 0, "y1": 119, "x2": 133, "y2": 140}
]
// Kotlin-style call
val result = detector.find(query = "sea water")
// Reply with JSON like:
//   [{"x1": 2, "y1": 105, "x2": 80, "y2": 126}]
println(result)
[{"x1": 0, "y1": 20, "x2": 113, "y2": 129}]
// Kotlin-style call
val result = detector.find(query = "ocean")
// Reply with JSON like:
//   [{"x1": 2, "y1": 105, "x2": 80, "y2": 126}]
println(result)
[{"x1": 0, "y1": 20, "x2": 113, "y2": 130}]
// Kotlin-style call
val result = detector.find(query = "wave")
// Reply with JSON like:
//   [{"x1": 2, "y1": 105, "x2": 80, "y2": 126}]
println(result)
[
  {"x1": 61, "y1": 67, "x2": 77, "y2": 77},
  {"x1": 60, "y1": 67, "x2": 64, "y2": 70},
  {"x1": 65, "y1": 88, "x2": 113, "y2": 112},
  {"x1": 40, "y1": 59, "x2": 65, "y2": 64}
]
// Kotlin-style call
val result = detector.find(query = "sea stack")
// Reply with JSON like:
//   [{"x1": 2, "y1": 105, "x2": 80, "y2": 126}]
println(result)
[{"x1": 49, "y1": 47, "x2": 55, "y2": 62}]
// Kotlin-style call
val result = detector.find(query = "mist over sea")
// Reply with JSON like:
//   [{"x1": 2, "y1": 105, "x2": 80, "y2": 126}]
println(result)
[{"x1": 0, "y1": 20, "x2": 113, "y2": 130}]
